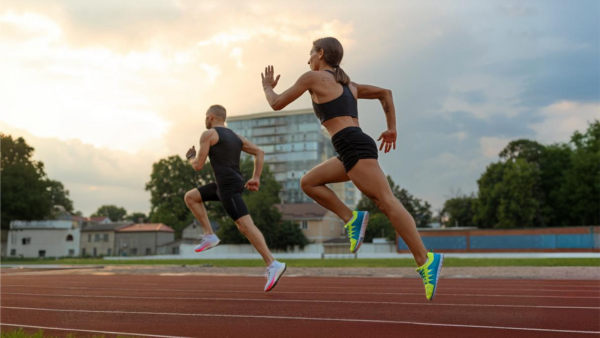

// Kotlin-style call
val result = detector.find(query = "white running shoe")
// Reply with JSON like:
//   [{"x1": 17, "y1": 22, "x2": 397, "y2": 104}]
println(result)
[
  {"x1": 194, "y1": 234, "x2": 220, "y2": 253},
  {"x1": 264, "y1": 261, "x2": 287, "y2": 292}
]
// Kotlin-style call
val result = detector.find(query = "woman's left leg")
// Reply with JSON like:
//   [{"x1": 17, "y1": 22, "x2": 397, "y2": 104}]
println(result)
[{"x1": 347, "y1": 159, "x2": 428, "y2": 266}]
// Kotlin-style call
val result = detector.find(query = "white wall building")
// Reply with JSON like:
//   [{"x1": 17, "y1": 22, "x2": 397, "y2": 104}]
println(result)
[{"x1": 7, "y1": 220, "x2": 80, "y2": 258}]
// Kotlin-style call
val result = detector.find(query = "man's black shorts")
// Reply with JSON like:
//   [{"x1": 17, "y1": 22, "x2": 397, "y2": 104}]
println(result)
[{"x1": 197, "y1": 183, "x2": 249, "y2": 221}]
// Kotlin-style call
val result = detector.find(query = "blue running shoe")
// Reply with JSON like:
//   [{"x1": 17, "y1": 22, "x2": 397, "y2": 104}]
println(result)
[
  {"x1": 344, "y1": 211, "x2": 369, "y2": 253},
  {"x1": 416, "y1": 251, "x2": 444, "y2": 301}
]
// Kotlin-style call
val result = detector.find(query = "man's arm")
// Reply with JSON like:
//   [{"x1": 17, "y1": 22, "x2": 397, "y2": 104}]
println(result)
[
  {"x1": 187, "y1": 130, "x2": 215, "y2": 171},
  {"x1": 240, "y1": 135, "x2": 264, "y2": 191}
]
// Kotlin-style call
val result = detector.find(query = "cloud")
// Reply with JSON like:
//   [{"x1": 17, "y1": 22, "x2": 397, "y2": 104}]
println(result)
[{"x1": 530, "y1": 101, "x2": 600, "y2": 144}]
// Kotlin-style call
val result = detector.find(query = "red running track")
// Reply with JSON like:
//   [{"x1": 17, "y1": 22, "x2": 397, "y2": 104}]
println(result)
[{"x1": 1, "y1": 274, "x2": 599, "y2": 338}]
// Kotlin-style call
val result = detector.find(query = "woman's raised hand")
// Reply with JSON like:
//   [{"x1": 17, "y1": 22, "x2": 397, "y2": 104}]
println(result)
[{"x1": 261, "y1": 65, "x2": 281, "y2": 90}]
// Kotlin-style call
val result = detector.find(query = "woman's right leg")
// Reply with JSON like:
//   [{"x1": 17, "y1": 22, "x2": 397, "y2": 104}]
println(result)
[{"x1": 300, "y1": 157, "x2": 354, "y2": 223}]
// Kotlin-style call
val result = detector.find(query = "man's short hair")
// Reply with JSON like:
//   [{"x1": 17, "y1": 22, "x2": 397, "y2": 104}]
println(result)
[{"x1": 207, "y1": 105, "x2": 226, "y2": 120}]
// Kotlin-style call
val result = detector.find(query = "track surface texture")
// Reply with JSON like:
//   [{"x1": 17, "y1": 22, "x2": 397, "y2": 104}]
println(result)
[{"x1": 1, "y1": 273, "x2": 599, "y2": 338}]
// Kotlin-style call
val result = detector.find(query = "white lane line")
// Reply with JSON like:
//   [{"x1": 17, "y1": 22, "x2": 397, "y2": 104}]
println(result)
[
  {"x1": 2, "y1": 306, "x2": 599, "y2": 335},
  {"x1": 2, "y1": 284, "x2": 598, "y2": 299},
  {"x1": 3, "y1": 292, "x2": 599, "y2": 310},
  {"x1": 5, "y1": 276, "x2": 599, "y2": 289},
  {"x1": 4, "y1": 282, "x2": 598, "y2": 293},
  {"x1": 0, "y1": 323, "x2": 192, "y2": 338}
]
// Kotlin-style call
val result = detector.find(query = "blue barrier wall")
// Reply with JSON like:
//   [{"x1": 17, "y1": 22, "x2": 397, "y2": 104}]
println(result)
[{"x1": 397, "y1": 227, "x2": 598, "y2": 252}]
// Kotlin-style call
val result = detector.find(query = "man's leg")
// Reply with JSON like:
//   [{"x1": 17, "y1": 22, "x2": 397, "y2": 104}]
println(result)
[
  {"x1": 184, "y1": 184, "x2": 217, "y2": 235},
  {"x1": 234, "y1": 215, "x2": 275, "y2": 266}
]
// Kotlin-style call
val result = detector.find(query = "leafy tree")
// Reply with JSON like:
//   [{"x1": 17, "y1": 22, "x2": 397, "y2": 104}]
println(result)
[
  {"x1": 46, "y1": 180, "x2": 74, "y2": 213},
  {"x1": 1, "y1": 134, "x2": 73, "y2": 229},
  {"x1": 497, "y1": 159, "x2": 541, "y2": 227},
  {"x1": 561, "y1": 121, "x2": 600, "y2": 225},
  {"x1": 441, "y1": 194, "x2": 477, "y2": 227},
  {"x1": 473, "y1": 121, "x2": 599, "y2": 228},
  {"x1": 92, "y1": 205, "x2": 127, "y2": 222}
]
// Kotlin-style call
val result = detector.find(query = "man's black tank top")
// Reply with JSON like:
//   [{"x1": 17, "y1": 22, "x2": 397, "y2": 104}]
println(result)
[
  {"x1": 209, "y1": 127, "x2": 244, "y2": 191},
  {"x1": 311, "y1": 70, "x2": 359, "y2": 124}
]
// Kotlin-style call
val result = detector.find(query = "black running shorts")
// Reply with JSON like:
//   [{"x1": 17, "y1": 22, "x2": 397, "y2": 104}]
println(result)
[
  {"x1": 332, "y1": 126, "x2": 379, "y2": 173},
  {"x1": 197, "y1": 183, "x2": 249, "y2": 221}
]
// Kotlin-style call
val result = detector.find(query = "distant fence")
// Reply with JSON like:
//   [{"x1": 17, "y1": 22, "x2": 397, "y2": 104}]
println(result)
[{"x1": 397, "y1": 226, "x2": 600, "y2": 253}]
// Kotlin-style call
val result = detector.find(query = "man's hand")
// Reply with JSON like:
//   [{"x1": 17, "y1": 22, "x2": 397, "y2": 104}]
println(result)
[
  {"x1": 186, "y1": 146, "x2": 196, "y2": 160},
  {"x1": 245, "y1": 178, "x2": 260, "y2": 191}
]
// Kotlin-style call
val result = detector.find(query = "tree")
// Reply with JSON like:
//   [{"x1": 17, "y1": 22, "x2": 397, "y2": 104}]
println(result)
[
  {"x1": 497, "y1": 159, "x2": 541, "y2": 227},
  {"x1": 46, "y1": 180, "x2": 74, "y2": 213},
  {"x1": 356, "y1": 175, "x2": 433, "y2": 242},
  {"x1": 125, "y1": 212, "x2": 150, "y2": 223},
  {"x1": 1, "y1": 134, "x2": 73, "y2": 229},
  {"x1": 441, "y1": 194, "x2": 477, "y2": 228},
  {"x1": 473, "y1": 121, "x2": 599, "y2": 228},
  {"x1": 92, "y1": 205, "x2": 127, "y2": 222},
  {"x1": 561, "y1": 121, "x2": 600, "y2": 225}
]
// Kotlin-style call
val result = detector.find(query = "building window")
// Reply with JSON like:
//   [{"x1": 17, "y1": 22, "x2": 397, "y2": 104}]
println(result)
[
  {"x1": 10, "y1": 249, "x2": 16, "y2": 256},
  {"x1": 301, "y1": 221, "x2": 308, "y2": 230},
  {"x1": 95, "y1": 234, "x2": 100, "y2": 242},
  {"x1": 82, "y1": 248, "x2": 86, "y2": 256},
  {"x1": 93, "y1": 248, "x2": 97, "y2": 257},
  {"x1": 22, "y1": 238, "x2": 31, "y2": 245},
  {"x1": 103, "y1": 234, "x2": 109, "y2": 242},
  {"x1": 107, "y1": 248, "x2": 112, "y2": 256},
  {"x1": 66, "y1": 235, "x2": 74, "y2": 242},
  {"x1": 88, "y1": 234, "x2": 91, "y2": 242},
  {"x1": 131, "y1": 248, "x2": 138, "y2": 255},
  {"x1": 68, "y1": 249, "x2": 75, "y2": 256},
  {"x1": 38, "y1": 250, "x2": 46, "y2": 258},
  {"x1": 145, "y1": 248, "x2": 152, "y2": 255},
  {"x1": 172, "y1": 247, "x2": 179, "y2": 255}
]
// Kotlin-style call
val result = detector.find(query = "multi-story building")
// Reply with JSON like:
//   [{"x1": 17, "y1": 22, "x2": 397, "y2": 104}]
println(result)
[{"x1": 227, "y1": 109, "x2": 357, "y2": 206}]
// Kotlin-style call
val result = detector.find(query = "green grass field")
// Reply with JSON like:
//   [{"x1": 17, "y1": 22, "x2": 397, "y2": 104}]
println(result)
[{"x1": 1, "y1": 257, "x2": 598, "y2": 267}]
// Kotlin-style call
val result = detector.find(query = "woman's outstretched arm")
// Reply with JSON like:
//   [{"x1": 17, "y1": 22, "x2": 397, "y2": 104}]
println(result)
[
  {"x1": 351, "y1": 82, "x2": 397, "y2": 153},
  {"x1": 262, "y1": 65, "x2": 314, "y2": 111}
]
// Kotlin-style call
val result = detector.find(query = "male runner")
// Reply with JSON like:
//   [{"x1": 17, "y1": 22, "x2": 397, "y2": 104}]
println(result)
[{"x1": 184, "y1": 104, "x2": 286, "y2": 292}]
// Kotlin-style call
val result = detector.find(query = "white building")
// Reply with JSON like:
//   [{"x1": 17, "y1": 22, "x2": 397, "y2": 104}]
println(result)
[{"x1": 7, "y1": 220, "x2": 81, "y2": 258}]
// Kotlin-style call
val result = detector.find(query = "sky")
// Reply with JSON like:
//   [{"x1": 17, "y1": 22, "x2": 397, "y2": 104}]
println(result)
[{"x1": 1, "y1": 0, "x2": 598, "y2": 216}]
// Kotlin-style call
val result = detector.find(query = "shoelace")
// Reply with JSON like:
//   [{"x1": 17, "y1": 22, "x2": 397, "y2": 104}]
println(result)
[
  {"x1": 265, "y1": 268, "x2": 272, "y2": 281},
  {"x1": 418, "y1": 268, "x2": 431, "y2": 285},
  {"x1": 344, "y1": 223, "x2": 355, "y2": 239}
]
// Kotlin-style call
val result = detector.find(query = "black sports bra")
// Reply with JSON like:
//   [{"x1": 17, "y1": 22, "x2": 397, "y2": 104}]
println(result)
[{"x1": 311, "y1": 70, "x2": 358, "y2": 124}]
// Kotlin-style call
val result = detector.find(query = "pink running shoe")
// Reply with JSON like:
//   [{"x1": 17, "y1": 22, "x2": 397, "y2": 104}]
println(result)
[
  {"x1": 194, "y1": 234, "x2": 221, "y2": 253},
  {"x1": 264, "y1": 261, "x2": 287, "y2": 292}
]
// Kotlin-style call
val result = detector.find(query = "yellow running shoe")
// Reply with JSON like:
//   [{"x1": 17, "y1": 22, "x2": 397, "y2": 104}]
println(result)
[
  {"x1": 415, "y1": 251, "x2": 444, "y2": 301},
  {"x1": 344, "y1": 211, "x2": 369, "y2": 253}
]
